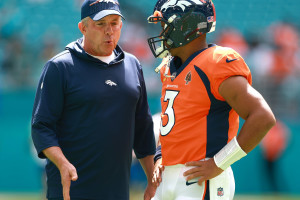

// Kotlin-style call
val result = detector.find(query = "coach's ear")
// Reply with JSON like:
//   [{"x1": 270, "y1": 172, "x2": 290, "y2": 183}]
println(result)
[{"x1": 78, "y1": 21, "x2": 86, "y2": 35}]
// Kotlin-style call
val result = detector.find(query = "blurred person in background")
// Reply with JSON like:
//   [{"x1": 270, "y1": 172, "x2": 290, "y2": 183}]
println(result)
[
  {"x1": 1, "y1": 35, "x2": 32, "y2": 88},
  {"x1": 269, "y1": 22, "x2": 299, "y2": 83},
  {"x1": 247, "y1": 22, "x2": 300, "y2": 119},
  {"x1": 147, "y1": 0, "x2": 276, "y2": 199},
  {"x1": 31, "y1": 0, "x2": 156, "y2": 199},
  {"x1": 269, "y1": 22, "x2": 300, "y2": 118},
  {"x1": 216, "y1": 28, "x2": 249, "y2": 57},
  {"x1": 261, "y1": 120, "x2": 289, "y2": 193}
]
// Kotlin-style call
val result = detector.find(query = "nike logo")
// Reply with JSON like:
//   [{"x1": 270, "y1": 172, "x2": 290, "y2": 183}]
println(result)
[
  {"x1": 226, "y1": 58, "x2": 237, "y2": 63},
  {"x1": 186, "y1": 180, "x2": 198, "y2": 186}
]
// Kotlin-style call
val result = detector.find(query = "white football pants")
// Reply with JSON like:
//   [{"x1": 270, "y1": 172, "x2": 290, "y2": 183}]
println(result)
[{"x1": 151, "y1": 164, "x2": 235, "y2": 200}]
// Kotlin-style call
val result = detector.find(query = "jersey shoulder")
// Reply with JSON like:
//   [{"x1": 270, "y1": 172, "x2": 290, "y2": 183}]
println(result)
[
  {"x1": 206, "y1": 45, "x2": 244, "y2": 65},
  {"x1": 196, "y1": 45, "x2": 249, "y2": 76}
]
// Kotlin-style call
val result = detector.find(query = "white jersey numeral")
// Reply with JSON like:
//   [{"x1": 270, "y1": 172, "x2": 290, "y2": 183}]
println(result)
[{"x1": 161, "y1": 90, "x2": 179, "y2": 136}]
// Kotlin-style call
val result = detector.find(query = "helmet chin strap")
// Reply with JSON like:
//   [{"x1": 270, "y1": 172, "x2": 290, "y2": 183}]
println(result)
[
  {"x1": 156, "y1": 48, "x2": 170, "y2": 58},
  {"x1": 156, "y1": 41, "x2": 170, "y2": 58}
]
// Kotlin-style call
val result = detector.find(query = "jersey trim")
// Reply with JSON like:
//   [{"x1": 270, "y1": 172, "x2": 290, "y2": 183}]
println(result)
[
  {"x1": 204, "y1": 180, "x2": 210, "y2": 200},
  {"x1": 169, "y1": 44, "x2": 216, "y2": 78},
  {"x1": 194, "y1": 65, "x2": 231, "y2": 157}
]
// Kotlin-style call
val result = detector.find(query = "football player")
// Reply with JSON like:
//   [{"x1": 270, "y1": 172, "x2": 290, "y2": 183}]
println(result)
[{"x1": 147, "y1": 0, "x2": 276, "y2": 199}]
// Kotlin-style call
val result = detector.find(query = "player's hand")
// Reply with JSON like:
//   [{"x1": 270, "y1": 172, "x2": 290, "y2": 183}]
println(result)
[
  {"x1": 152, "y1": 158, "x2": 164, "y2": 187},
  {"x1": 59, "y1": 163, "x2": 78, "y2": 200},
  {"x1": 184, "y1": 158, "x2": 223, "y2": 185}
]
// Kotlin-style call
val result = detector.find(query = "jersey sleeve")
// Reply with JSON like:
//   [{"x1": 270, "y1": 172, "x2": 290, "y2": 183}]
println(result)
[
  {"x1": 133, "y1": 64, "x2": 156, "y2": 159},
  {"x1": 210, "y1": 49, "x2": 252, "y2": 101},
  {"x1": 31, "y1": 61, "x2": 64, "y2": 158}
]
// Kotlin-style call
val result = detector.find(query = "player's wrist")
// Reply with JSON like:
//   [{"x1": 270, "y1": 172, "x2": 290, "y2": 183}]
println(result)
[
  {"x1": 213, "y1": 136, "x2": 247, "y2": 170},
  {"x1": 154, "y1": 145, "x2": 162, "y2": 164}
]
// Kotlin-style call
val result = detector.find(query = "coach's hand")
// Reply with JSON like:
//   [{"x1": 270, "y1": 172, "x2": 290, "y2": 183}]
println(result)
[
  {"x1": 144, "y1": 182, "x2": 156, "y2": 200},
  {"x1": 59, "y1": 162, "x2": 78, "y2": 200},
  {"x1": 152, "y1": 158, "x2": 164, "y2": 187},
  {"x1": 184, "y1": 158, "x2": 223, "y2": 185}
]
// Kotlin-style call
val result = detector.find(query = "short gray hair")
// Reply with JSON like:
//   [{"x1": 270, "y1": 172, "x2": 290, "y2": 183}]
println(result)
[{"x1": 81, "y1": 17, "x2": 89, "y2": 27}]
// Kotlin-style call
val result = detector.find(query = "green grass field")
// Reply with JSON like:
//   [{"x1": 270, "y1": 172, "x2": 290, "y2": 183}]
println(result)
[{"x1": 0, "y1": 192, "x2": 299, "y2": 200}]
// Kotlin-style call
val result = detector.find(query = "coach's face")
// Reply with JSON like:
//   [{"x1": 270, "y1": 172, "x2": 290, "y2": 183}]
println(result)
[{"x1": 79, "y1": 15, "x2": 122, "y2": 56}]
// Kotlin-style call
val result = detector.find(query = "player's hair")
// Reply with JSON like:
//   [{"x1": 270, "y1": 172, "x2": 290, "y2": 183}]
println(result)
[{"x1": 81, "y1": 17, "x2": 89, "y2": 27}]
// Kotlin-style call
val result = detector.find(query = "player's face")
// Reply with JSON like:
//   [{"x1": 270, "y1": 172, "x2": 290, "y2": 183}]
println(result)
[
  {"x1": 83, "y1": 15, "x2": 122, "y2": 56},
  {"x1": 169, "y1": 46, "x2": 182, "y2": 57}
]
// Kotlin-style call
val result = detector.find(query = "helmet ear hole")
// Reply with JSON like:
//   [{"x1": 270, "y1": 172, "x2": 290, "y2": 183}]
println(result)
[{"x1": 167, "y1": 39, "x2": 173, "y2": 46}]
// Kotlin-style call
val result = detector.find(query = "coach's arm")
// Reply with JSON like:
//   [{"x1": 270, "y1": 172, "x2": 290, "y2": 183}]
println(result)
[
  {"x1": 43, "y1": 147, "x2": 78, "y2": 200},
  {"x1": 139, "y1": 155, "x2": 156, "y2": 200}
]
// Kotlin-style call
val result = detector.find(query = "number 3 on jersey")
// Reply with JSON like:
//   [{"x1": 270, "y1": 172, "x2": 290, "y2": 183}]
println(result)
[{"x1": 161, "y1": 90, "x2": 179, "y2": 136}]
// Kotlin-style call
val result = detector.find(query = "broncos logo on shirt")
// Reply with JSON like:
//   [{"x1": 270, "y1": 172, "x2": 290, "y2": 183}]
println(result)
[{"x1": 158, "y1": 44, "x2": 252, "y2": 166}]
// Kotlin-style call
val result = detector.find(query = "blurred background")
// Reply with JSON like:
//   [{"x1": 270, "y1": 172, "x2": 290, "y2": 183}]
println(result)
[{"x1": 0, "y1": 0, "x2": 300, "y2": 199}]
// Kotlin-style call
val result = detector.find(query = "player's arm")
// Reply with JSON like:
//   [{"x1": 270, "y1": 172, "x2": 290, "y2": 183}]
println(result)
[
  {"x1": 184, "y1": 76, "x2": 276, "y2": 184},
  {"x1": 219, "y1": 76, "x2": 276, "y2": 154},
  {"x1": 43, "y1": 147, "x2": 78, "y2": 200},
  {"x1": 139, "y1": 155, "x2": 156, "y2": 200}
]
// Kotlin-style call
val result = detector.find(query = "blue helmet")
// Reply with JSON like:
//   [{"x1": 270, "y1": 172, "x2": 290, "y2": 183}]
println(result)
[{"x1": 147, "y1": 0, "x2": 216, "y2": 58}]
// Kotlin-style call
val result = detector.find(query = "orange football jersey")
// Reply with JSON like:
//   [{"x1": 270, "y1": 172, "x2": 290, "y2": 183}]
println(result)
[{"x1": 159, "y1": 44, "x2": 252, "y2": 166}]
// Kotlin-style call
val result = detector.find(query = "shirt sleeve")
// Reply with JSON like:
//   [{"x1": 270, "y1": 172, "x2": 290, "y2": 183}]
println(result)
[
  {"x1": 133, "y1": 64, "x2": 156, "y2": 159},
  {"x1": 31, "y1": 61, "x2": 64, "y2": 158},
  {"x1": 210, "y1": 49, "x2": 252, "y2": 101}
]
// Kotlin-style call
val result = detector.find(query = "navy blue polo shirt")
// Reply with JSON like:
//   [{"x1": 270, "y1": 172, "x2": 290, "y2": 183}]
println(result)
[{"x1": 31, "y1": 38, "x2": 156, "y2": 199}]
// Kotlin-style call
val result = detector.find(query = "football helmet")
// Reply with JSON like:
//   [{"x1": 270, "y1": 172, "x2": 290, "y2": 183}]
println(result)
[{"x1": 147, "y1": 0, "x2": 216, "y2": 58}]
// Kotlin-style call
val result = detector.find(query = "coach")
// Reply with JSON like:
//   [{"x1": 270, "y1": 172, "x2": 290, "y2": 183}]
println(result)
[{"x1": 31, "y1": 0, "x2": 156, "y2": 199}]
